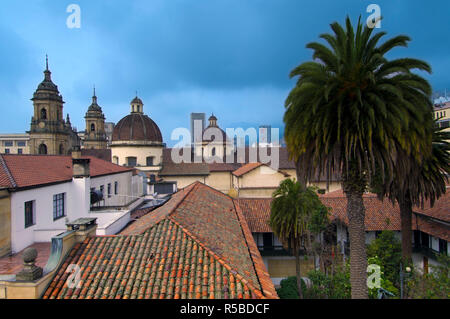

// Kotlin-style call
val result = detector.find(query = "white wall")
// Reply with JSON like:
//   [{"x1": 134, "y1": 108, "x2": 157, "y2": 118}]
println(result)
[
  {"x1": 10, "y1": 178, "x2": 90, "y2": 253},
  {"x1": 90, "y1": 172, "x2": 139, "y2": 207},
  {"x1": 10, "y1": 171, "x2": 144, "y2": 253}
]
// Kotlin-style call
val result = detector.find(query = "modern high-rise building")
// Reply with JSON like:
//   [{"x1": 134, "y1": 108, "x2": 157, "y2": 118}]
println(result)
[
  {"x1": 259, "y1": 125, "x2": 272, "y2": 145},
  {"x1": 190, "y1": 113, "x2": 205, "y2": 144}
]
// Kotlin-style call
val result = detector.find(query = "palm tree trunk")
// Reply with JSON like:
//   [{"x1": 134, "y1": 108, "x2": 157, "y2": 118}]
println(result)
[
  {"x1": 399, "y1": 194, "x2": 413, "y2": 261},
  {"x1": 293, "y1": 241, "x2": 303, "y2": 299},
  {"x1": 346, "y1": 191, "x2": 368, "y2": 299}
]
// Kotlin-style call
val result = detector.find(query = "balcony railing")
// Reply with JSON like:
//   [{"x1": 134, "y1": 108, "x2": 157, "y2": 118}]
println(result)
[
  {"x1": 257, "y1": 245, "x2": 307, "y2": 256},
  {"x1": 413, "y1": 245, "x2": 442, "y2": 260}
]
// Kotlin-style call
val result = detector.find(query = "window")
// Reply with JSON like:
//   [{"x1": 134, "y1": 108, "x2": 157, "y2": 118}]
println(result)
[
  {"x1": 91, "y1": 123, "x2": 95, "y2": 132},
  {"x1": 38, "y1": 143, "x2": 47, "y2": 155},
  {"x1": 263, "y1": 233, "x2": 273, "y2": 248},
  {"x1": 53, "y1": 193, "x2": 65, "y2": 220},
  {"x1": 17, "y1": 148, "x2": 23, "y2": 154},
  {"x1": 114, "y1": 182, "x2": 118, "y2": 195},
  {"x1": 17, "y1": 141, "x2": 26, "y2": 147},
  {"x1": 126, "y1": 157, "x2": 137, "y2": 166},
  {"x1": 146, "y1": 156, "x2": 154, "y2": 166},
  {"x1": 4, "y1": 149, "x2": 9, "y2": 154},
  {"x1": 59, "y1": 144, "x2": 64, "y2": 155},
  {"x1": 41, "y1": 108, "x2": 47, "y2": 120},
  {"x1": 24, "y1": 201, "x2": 35, "y2": 228},
  {"x1": 4, "y1": 141, "x2": 13, "y2": 147},
  {"x1": 211, "y1": 147, "x2": 216, "y2": 156},
  {"x1": 421, "y1": 232, "x2": 430, "y2": 248},
  {"x1": 100, "y1": 185, "x2": 104, "y2": 196},
  {"x1": 439, "y1": 239, "x2": 447, "y2": 255},
  {"x1": 113, "y1": 156, "x2": 119, "y2": 165},
  {"x1": 107, "y1": 183, "x2": 112, "y2": 198}
]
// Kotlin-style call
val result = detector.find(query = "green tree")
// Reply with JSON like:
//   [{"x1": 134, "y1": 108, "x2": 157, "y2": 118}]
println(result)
[
  {"x1": 367, "y1": 231, "x2": 402, "y2": 287},
  {"x1": 269, "y1": 179, "x2": 327, "y2": 298},
  {"x1": 377, "y1": 123, "x2": 450, "y2": 261},
  {"x1": 284, "y1": 16, "x2": 433, "y2": 298}
]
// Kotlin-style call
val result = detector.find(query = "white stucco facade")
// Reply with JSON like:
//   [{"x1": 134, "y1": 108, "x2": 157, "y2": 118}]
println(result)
[{"x1": 8, "y1": 170, "x2": 144, "y2": 253}]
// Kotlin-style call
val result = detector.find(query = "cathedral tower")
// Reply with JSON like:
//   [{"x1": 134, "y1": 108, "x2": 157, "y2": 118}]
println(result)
[
  {"x1": 83, "y1": 87, "x2": 107, "y2": 149},
  {"x1": 28, "y1": 56, "x2": 77, "y2": 155}
]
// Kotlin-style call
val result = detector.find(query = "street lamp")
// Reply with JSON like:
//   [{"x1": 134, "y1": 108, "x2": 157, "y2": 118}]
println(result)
[{"x1": 400, "y1": 263, "x2": 412, "y2": 299}]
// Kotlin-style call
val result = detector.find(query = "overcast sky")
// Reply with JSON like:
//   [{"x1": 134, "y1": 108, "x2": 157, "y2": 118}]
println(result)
[{"x1": 1, "y1": 0, "x2": 449, "y2": 146}]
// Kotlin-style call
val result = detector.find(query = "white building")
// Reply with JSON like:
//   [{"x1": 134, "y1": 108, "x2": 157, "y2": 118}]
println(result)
[{"x1": 0, "y1": 149, "x2": 144, "y2": 255}]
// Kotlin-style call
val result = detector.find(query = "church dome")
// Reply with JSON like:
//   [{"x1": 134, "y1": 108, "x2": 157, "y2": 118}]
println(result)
[
  {"x1": 202, "y1": 114, "x2": 227, "y2": 143},
  {"x1": 112, "y1": 96, "x2": 162, "y2": 143}
]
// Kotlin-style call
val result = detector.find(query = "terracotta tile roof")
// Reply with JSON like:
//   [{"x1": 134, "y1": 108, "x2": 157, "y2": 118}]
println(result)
[
  {"x1": 159, "y1": 163, "x2": 210, "y2": 176},
  {"x1": 414, "y1": 215, "x2": 450, "y2": 242},
  {"x1": 166, "y1": 183, "x2": 263, "y2": 292},
  {"x1": 320, "y1": 191, "x2": 403, "y2": 231},
  {"x1": 0, "y1": 155, "x2": 15, "y2": 188},
  {"x1": 232, "y1": 163, "x2": 263, "y2": 177},
  {"x1": 43, "y1": 182, "x2": 277, "y2": 299},
  {"x1": 235, "y1": 198, "x2": 272, "y2": 233},
  {"x1": 208, "y1": 162, "x2": 241, "y2": 172},
  {"x1": 0, "y1": 155, "x2": 132, "y2": 189},
  {"x1": 43, "y1": 219, "x2": 260, "y2": 299},
  {"x1": 414, "y1": 190, "x2": 450, "y2": 223},
  {"x1": 236, "y1": 192, "x2": 448, "y2": 248}
]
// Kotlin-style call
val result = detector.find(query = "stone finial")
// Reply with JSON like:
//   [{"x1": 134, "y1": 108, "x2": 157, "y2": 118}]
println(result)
[
  {"x1": 16, "y1": 248, "x2": 43, "y2": 281},
  {"x1": 22, "y1": 247, "x2": 38, "y2": 263}
]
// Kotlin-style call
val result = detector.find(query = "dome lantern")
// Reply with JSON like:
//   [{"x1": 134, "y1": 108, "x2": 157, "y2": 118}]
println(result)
[{"x1": 131, "y1": 94, "x2": 144, "y2": 114}]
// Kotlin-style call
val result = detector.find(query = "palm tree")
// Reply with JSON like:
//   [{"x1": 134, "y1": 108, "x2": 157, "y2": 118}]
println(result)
[
  {"x1": 269, "y1": 179, "x2": 326, "y2": 298},
  {"x1": 284, "y1": 16, "x2": 433, "y2": 298},
  {"x1": 379, "y1": 122, "x2": 450, "y2": 261}
]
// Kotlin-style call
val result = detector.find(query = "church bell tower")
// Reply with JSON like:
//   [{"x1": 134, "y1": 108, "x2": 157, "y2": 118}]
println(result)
[
  {"x1": 28, "y1": 56, "x2": 74, "y2": 155},
  {"x1": 83, "y1": 87, "x2": 107, "y2": 149}
]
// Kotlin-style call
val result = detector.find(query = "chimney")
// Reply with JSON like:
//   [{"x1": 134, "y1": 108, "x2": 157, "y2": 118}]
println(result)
[
  {"x1": 71, "y1": 145, "x2": 81, "y2": 159},
  {"x1": 66, "y1": 218, "x2": 97, "y2": 243},
  {"x1": 72, "y1": 146, "x2": 90, "y2": 178},
  {"x1": 16, "y1": 248, "x2": 43, "y2": 281}
]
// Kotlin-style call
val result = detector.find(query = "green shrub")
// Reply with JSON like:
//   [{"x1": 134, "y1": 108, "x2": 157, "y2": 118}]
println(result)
[{"x1": 276, "y1": 276, "x2": 306, "y2": 299}]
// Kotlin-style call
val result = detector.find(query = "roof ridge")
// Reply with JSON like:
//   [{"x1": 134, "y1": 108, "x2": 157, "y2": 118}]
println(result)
[
  {"x1": 192, "y1": 180, "x2": 235, "y2": 201},
  {"x1": 167, "y1": 216, "x2": 266, "y2": 299},
  {"x1": 166, "y1": 182, "x2": 198, "y2": 217},
  {"x1": 0, "y1": 154, "x2": 17, "y2": 188}
]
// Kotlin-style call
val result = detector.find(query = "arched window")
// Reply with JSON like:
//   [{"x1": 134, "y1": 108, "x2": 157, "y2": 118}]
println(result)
[
  {"x1": 91, "y1": 123, "x2": 96, "y2": 132},
  {"x1": 59, "y1": 144, "x2": 64, "y2": 155},
  {"x1": 211, "y1": 147, "x2": 216, "y2": 156},
  {"x1": 126, "y1": 156, "x2": 137, "y2": 167},
  {"x1": 40, "y1": 108, "x2": 47, "y2": 120},
  {"x1": 38, "y1": 143, "x2": 47, "y2": 155}
]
